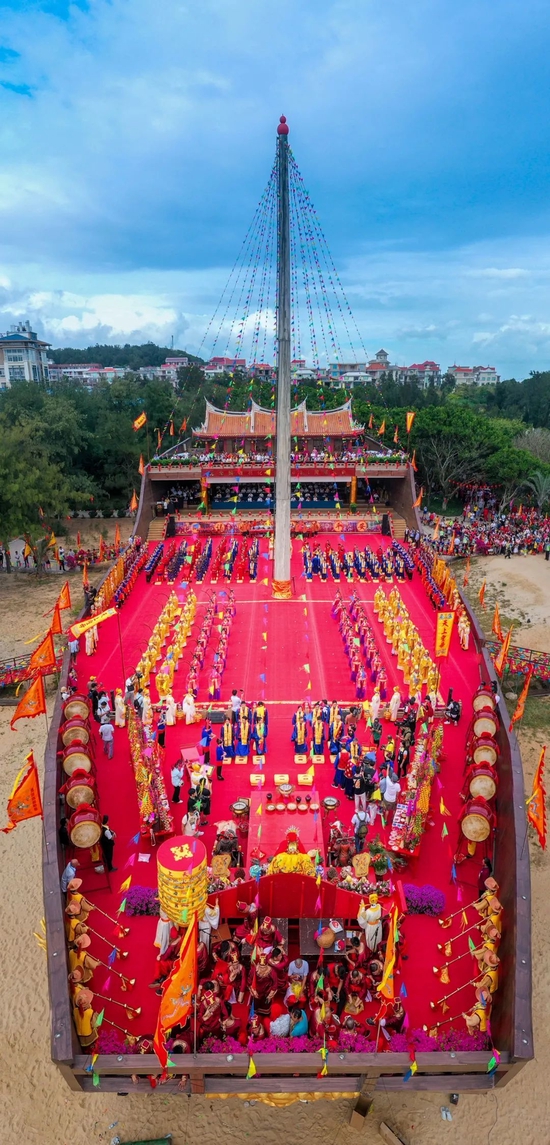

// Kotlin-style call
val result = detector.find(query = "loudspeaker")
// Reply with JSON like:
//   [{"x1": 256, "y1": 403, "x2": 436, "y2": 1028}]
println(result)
[
  {"x1": 166, "y1": 514, "x2": 176, "y2": 537},
  {"x1": 381, "y1": 513, "x2": 391, "y2": 536}
]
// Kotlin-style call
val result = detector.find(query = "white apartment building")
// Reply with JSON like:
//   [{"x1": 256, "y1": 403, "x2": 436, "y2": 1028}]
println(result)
[
  {"x1": 0, "y1": 321, "x2": 50, "y2": 388},
  {"x1": 448, "y1": 364, "x2": 500, "y2": 386}
]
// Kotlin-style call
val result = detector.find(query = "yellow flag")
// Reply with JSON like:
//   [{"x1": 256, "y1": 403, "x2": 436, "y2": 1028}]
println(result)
[{"x1": 379, "y1": 905, "x2": 398, "y2": 998}]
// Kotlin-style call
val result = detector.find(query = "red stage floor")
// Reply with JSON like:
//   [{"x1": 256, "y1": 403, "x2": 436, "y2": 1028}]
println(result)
[{"x1": 73, "y1": 534, "x2": 488, "y2": 1046}]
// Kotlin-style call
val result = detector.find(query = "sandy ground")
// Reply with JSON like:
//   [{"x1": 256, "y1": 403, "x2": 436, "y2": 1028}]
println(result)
[{"x1": 0, "y1": 561, "x2": 549, "y2": 1145}]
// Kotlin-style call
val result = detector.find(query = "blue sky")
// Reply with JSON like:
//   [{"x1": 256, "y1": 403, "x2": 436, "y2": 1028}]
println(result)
[{"x1": 0, "y1": 0, "x2": 549, "y2": 377}]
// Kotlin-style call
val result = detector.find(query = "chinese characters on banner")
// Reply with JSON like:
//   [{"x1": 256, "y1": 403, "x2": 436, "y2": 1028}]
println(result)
[{"x1": 435, "y1": 610, "x2": 455, "y2": 658}]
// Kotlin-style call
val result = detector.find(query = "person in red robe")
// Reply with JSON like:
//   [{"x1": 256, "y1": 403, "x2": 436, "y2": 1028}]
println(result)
[
  {"x1": 249, "y1": 952, "x2": 278, "y2": 1016},
  {"x1": 268, "y1": 945, "x2": 288, "y2": 992},
  {"x1": 254, "y1": 915, "x2": 284, "y2": 951},
  {"x1": 197, "y1": 980, "x2": 227, "y2": 1041}
]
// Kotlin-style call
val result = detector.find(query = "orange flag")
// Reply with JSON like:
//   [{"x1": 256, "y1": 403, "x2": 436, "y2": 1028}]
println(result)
[
  {"x1": 433, "y1": 517, "x2": 440, "y2": 541},
  {"x1": 76, "y1": 531, "x2": 81, "y2": 548},
  {"x1": 157, "y1": 429, "x2": 162, "y2": 450},
  {"x1": 527, "y1": 746, "x2": 547, "y2": 849},
  {"x1": 478, "y1": 579, "x2": 486, "y2": 608},
  {"x1": 1, "y1": 752, "x2": 43, "y2": 833},
  {"x1": 129, "y1": 489, "x2": 138, "y2": 513},
  {"x1": 463, "y1": 554, "x2": 470, "y2": 585},
  {"x1": 82, "y1": 559, "x2": 89, "y2": 589},
  {"x1": 50, "y1": 602, "x2": 63, "y2": 636},
  {"x1": 154, "y1": 914, "x2": 197, "y2": 1068},
  {"x1": 10, "y1": 675, "x2": 47, "y2": 730},
  {"x1": 368, "y1": 413, "x2": 374, "y2": 429},
  {"x1": 114, "y1": 522, "x2": 121, "y2": 551},
  {"x1": 509, "y1": 667, "x2": 533, "y2": 731},
  {"x1": 57, "y1": 581, "x2": 71, "y2": 611},
  {"x1": 377, "y1": 420, "x2": 386, "y2": 436},
  {"x1": 138, "y1": 454, "x2": 145, "y2": 476},
  {"x1": 169, "y1": 420, "x2": 174, "y2": 436},
  {"x1": 494, "y1": 626, "x2": 513, "y2": 676},
  {"x1": 406, "y1": 411, "x2": 416, "y2": 434},
  {"x1": 410, "y1": 449, "x2": 417, "y2": 471},
  {"x1": 393, "y1": 425, "x2": 399, "y2": 444},
  {"x1": 29, "y1": 631, "x2": 56, "y2": 674},
  {"x1": 492, "y1": 602, "x2": 503, "y2": 642},
  {"x1": 180, "y1": 418, "x2": 188, "y2": 433},
  {"x1": 132, "y1": 411, "x2": 147, "y2": 431},
  {"x1": 413, "y1": 486, "x2": 424, "y2": 508}
]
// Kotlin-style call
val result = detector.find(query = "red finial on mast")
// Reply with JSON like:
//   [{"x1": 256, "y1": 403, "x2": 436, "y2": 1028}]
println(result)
[{"x1": 277, "y1": 115, "x2": 289, "y2": 136}]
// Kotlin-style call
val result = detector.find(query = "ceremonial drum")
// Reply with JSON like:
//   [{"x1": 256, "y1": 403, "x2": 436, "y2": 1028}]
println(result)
[
  {"x1": 69, "y1": 803, "x2": 102, "y2": 848},
  {"x1": 157, "y1": 836, "x2": 208, "y2": 926},
  {"x1": 472, "y1": 736, "x2": 499, "y2": 766},
  {"x1": 467, "y1": 763, "x2": 497, "y2": 801},
  {"x1": 64, "y1": 770, "x2": 96, "y2": 810},
  {"x1": 460, "y1": 797, "x2": 493, "y2": 842},
  {"x1": 473, "y1": 686, "x2": 496, "y2": 713},
  {"x1": 472, "y1": 708, "x2": 498, "y2": 739},
  {"x1": 61, "y1": 717, "x2": 91, "y2": 748},
  {"x1": 62, "y1": 694, "x2": 90, "y2": 721},
  {"x1": 62, "y1": 744, "x2": 94, "y2": 777}
]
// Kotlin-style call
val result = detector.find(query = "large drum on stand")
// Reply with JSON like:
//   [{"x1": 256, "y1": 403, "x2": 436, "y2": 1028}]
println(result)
[
  {"x1": 157, "y1": 836, "x2": 208, "y2": 926},
  {"x1": 473, "y1": 708, "x2": 498, "y2": 739},
  {"x1": 473, "y1": 686, "x2": 496, "y2": 713},
  {"x1": 62, "y1": 744, "x2": 94, "y2": 777},
  {"x1": 460, "y1": 796, "x2": 494, "y2": 842},
  {"x1": 69, "y1": 803, "x2": 102, "y2": 848},
  {"x1": 61, "y1": 718, "x2": 92, "y2": 748},
  {"x1": 63, "y1": 694, "x2": 91, "y2": 721},
  {"x1": 466, "y1": 763, "x2": 497, "y2": 802},
  {"x1": 64, "y1": 770, "x2": 96, "y2": 809},
  {"x1": 472, "y1": 736, "x2": 499, "y2": 766}
]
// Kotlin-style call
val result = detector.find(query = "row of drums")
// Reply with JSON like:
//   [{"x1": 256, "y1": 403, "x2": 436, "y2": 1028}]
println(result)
[
  {"x1": 59, "y1": 693, "x2": 102, "y2": 849},
  {"x1": 460, "y1": 685, "x2": 499, "y2": 843}
]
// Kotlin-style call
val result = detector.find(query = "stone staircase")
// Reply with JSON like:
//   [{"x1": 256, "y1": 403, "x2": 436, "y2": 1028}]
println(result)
[
  {"x1": 147, "y1": 519, "x2": 166, "y2": 541},
  {"x1": 391, "y1": 514, "x2": 407, "y2": 539}
]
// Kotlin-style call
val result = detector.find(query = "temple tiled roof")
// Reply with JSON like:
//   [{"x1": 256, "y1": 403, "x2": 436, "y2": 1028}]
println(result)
[{"x1": 194, "y1": 399, "x2": 362, "y2": 438}]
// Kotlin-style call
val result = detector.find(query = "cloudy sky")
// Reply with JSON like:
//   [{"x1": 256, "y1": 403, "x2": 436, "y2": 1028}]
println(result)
[{"x1": 0, "y1": 0, "x2": 549, "y2": 377}]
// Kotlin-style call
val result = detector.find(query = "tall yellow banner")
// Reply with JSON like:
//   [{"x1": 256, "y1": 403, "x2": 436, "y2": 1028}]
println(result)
[{"x1": 435, "y1": 610, "x2": 455, "y2": 657}]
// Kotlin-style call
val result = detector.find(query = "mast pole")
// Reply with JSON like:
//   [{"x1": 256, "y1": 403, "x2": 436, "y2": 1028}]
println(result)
[{"x1": 273, "y1": 114, "x2": 292, "y2": 588}]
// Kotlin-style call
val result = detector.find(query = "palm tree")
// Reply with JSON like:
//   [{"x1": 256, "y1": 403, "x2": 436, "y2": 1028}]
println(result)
[{"x1": 524, "y1": 470, "x2": 550, "y2": 509}]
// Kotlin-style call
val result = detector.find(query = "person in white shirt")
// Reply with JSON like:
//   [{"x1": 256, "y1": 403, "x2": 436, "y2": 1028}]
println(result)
[
  {"x1": 381, "y1": 771, "x2": 401, "y2": 818},
  {"x1": 99, "y1": 720, "x2": 114, "y2": 759},
  {"x1": 171, "y1": 763, "x2": 184, "y2": 804},
  {"x1": 230, "y1": 689, "x2": 242, "y2": 725}
]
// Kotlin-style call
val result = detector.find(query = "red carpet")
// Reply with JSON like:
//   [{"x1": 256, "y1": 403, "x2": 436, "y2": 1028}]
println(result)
[{"x1": 73, "y1": 534, "x2": 488, "y2": 1044}]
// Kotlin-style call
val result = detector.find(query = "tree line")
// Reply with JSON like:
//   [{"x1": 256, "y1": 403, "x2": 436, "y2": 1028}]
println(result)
[{"x1": 2, "y1": 352, "x2": 550, "y2": 546}]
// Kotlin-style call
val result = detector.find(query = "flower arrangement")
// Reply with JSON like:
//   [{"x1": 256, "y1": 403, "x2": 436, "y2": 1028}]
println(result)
[
  {"x1": 200, "y1": 1025, "x2": 488, "y2": 1055},
  {"x1": 96, "y1": 1028, "x2": 134, "y2": 1054},
  {"x1": 403, "y1": 883, "x2": 445, "y2": 916},
  {"x1": 124, "y1": 885, "x2": 160, "y2": 917}
]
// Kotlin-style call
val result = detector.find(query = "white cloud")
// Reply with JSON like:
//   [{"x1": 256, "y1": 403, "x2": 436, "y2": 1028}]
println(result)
[{"x1": 466, "y1": 267, "x2": 529, "y2": 279}]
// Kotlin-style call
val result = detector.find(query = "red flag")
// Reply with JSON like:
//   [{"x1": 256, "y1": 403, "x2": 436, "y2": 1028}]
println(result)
[
  {"x1": 57, "y1": 581, "x2": 71, "y2": 611},
  {"x1": 1, "y1": 752, "x2": 43, "y2": 833},
  {"x1": 527, "y1": 746, "x2": 547, "y2": 849},
  {"x1": 509, "y1": 668, "x2": 533, "y2": 730},
  {"x1": 11, "y1": 675, "x2": 47, "y2": 730},
  {"x1": 154, "y1": 915, "x2": 197, "y2": 1068},
  {"x1": 29, "y1": 631, "x2": 56, "y2": 674}
]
